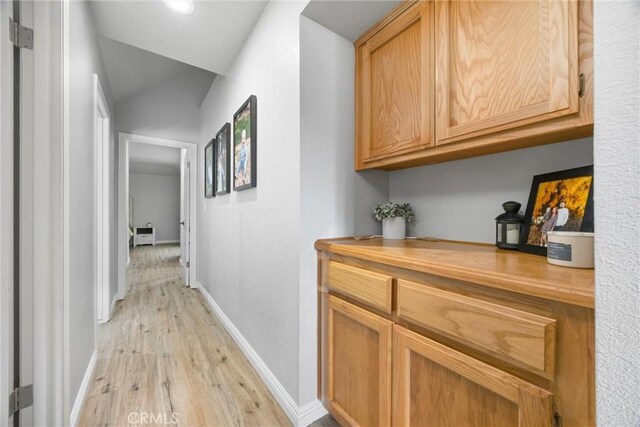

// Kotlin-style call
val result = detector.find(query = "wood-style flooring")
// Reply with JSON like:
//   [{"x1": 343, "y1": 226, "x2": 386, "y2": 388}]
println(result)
[{"x1": 78, "y1": 244, "x2": 291, "y2": 426}]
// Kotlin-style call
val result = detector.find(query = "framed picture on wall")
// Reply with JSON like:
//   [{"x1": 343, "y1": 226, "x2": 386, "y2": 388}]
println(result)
[
  {"x1": 233, "y1": 95, "x2": 257, "y2": 191},
  {"x1": 204, "y1": 139, "x2": 215, "y2": 198},
  {"x1": 215, "y1": 122, "x2": 231, "y2": 195},
  {"x1": 519, "y1": 165, "x2": 594, "y2": 256}
]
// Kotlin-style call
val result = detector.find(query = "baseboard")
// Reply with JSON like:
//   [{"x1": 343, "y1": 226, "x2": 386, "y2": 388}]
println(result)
[
  {"x1": 196, "y1": 282, "x2": 327, "y2": 426},
  {"x1": 156, "y1": 239, "x2": 180, "y2": 245},
  {"x1": 110, "y1": 293, "x2": 119, "y2": 315},
  {"x1": 69, "y1": 349, "x2": 97, "y2": 427}
]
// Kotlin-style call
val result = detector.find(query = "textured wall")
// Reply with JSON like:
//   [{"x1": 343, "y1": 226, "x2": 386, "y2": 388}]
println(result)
[
  {"x1": 130, "y1": 173, "x2": 181, "y2": 242},
  {"x1": 594, "y1": 2, "x2": 640, "y2": 425},
  {"x1": 68, "y1": 0, "x2": 116, "y2": 406},
  {"x1": 299, "y1": 15, "x2": 389, "y2": 406},
  {"x1": 198, "y1": 1, "x2": 305, "y2": 404},
  {"x1": 115, "y1": 67, "x2": 214, "y2": 144},
  {"x1": 389, "y1": 138, "x2": 593, "y2": 243}
]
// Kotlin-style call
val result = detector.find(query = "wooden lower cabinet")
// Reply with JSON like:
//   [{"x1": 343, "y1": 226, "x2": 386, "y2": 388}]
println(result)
[
  {"x1": 327, "y1": 295, "x2": 393, "y2": 427},
  {"x1": 393, "y1": 325, "x2": 554, "y2": 427}
]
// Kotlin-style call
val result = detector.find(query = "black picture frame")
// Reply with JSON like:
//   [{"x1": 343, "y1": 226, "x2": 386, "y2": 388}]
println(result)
[
  {"x1": 204, "y1": 139, "x2": 215, "y2": 198},
  {"x1": 214, "y1": 123, "x2": 231, "y2": 195},
  {"x1": 233, "y1": 95, "x2": 257, "y2": 191},
  {"x1": 518, "y1": 165, "x2": 594, "y2": 256}
]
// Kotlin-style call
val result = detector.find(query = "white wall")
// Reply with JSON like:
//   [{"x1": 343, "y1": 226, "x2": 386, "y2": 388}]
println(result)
[
  {"x1": 130, "y1": 173, "x2": 181, "y2": 242},
  {"x1": 389, "y1": 138, "x2": 593, "y2": 243},
  {"x1": 299, "y1": 15, "x2": 388, "y2": 406},
  {"x1": 198, "y1": 0, "x2": 305, "y2": 407},
  {"x1": 115, "y1": 67, "x2": 214, "y2": 143},
  {"x1": 594, "y1": 2, "x2": 640, "y2": 425},
  {"x1": 68, "y1": 0, "x2": 115, "y2": 405}
]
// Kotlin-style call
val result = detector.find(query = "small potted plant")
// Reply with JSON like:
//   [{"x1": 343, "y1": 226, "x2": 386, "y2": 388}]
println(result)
[{"x1": 372, "y1": 202, "x2": 415, "y2": 240}]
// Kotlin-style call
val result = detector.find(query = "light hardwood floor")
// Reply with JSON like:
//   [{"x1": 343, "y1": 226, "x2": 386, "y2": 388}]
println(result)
[{"x1": 78, "y1": 244, "x2": 291, "y2": 426}]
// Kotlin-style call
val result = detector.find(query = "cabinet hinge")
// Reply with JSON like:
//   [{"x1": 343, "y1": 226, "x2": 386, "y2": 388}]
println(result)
[
  {"x1": 578, "y1": 73, "x2": 585, "y2": 98},
  {"x1": 553, "y1": 412, "x2": 562, "y2": 427},
  {"x1": 8, "y1": 18, "x2": 33, "y2": 50},
  {"x1": 9, "y1": 384, "x2": 33, "y2": 416}
]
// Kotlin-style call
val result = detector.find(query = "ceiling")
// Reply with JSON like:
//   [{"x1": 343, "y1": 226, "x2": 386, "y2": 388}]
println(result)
[
  {"x1": 97, "y1": 37, "x2": 215, "y2": 103},
  {"x1": 301, "y1": 0, "x2": 401, "y2": 42},
  {"x1": 129, "y1": 142, "x2": 182, "y2": 176},
  {"x1": 90, "y1": 0, "x2": 269, "y2": 75}
]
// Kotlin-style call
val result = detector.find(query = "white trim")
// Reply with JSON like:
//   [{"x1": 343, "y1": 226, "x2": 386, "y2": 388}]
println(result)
[
  {"x1": 93, "y1": 74, "x2": 111, "y2": 324},
  {"x1": 68, "y1": 350, "x2": 97, "y2": 427},
  {"x1": 109, "y1": 294, "x2": 118, "y2": 319},
  {"x1": 118, "y1": 132, "x2": 198, "y2": 300},
  {"x1": 61, "y1": 0, "x2": 71, "y2": 424},
  {"x1": 156, "y1": 239, "x2": 180, "y2": 245},
  {"x1": 196, "y1": 282, "x2": 327, "y2": 426}
]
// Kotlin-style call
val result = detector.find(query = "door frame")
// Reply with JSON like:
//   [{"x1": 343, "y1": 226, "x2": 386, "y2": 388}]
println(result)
[
  {"x1": 117, "y1": 132, "x2": 198, "y2": 297},
  {"x1": 93, "y1": 74, "x2": 112, "y2": 324},
  {"x1": 0, "y1": 0, "x2": 65, "y2": 425}
]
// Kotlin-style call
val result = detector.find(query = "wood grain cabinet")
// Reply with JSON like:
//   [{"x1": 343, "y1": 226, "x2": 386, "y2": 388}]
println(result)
[
  {"x1": 326, "y1": 295, "x2": 393, "y2": 427},
  {"x1": 393, "y1": 326, "x2": 554, "y2": 427},
  {"x1": 355, "y1": 1, "x2": 434, "y2": 169},
  {"x1": 317, "y1": 238, "x2": 595, "y2": 427},
  {"x1": 354, "y1": 0, "x2": 593, "y2": 170}
]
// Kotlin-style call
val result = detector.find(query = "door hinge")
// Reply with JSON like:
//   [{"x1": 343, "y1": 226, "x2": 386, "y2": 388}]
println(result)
[
  {"x1": 186, "y1": 261, "x2": 190, "y2": 268},
  {"x1": 9, "y1": 384, "x2": 33, "y2": 415},
  {"x1": 578, "y1": 73, "x2": 585, "y2": 98},
  {"x1": 9, "y1": 18, "x2": 33, "y2": 50},
  {"x1": 553, "y1": 412, "x2": 562, "y2": 427}
]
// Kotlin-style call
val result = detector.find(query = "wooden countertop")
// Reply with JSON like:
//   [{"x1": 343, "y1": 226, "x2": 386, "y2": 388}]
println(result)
[{"x1": 315, "y1": 237, "x2": 594, "y2": 308}]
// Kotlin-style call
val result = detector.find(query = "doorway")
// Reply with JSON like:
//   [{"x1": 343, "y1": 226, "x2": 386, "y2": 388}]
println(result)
[
  {"x1": 93, "y1": 75, "x2": 112, "y2": 324},
  {"x1": 118, "y1": 133, "x2": 198, "y2": 299}
]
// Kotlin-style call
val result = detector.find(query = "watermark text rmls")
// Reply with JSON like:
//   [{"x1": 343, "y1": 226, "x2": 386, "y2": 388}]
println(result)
[{"x1": 127, "y1": 412, "x2": 179, "y2": 425}]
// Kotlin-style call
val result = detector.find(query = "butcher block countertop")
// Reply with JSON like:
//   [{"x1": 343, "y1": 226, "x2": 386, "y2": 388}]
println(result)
[{"x1": 315, "y1": 237, "x2": 594, "y2": 308}]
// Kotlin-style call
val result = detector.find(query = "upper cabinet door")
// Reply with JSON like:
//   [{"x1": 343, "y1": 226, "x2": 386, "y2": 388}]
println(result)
[
  {"x1": 356, "y1": 2, "x2": 434, "y2": 167},
  {"x1": 436, "y1": 0, "x2": 579, "y2": 145}
]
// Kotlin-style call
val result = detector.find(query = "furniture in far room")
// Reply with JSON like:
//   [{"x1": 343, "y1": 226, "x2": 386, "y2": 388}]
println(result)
[{"x1": 134, "y1": 226, "x2": 156, "y2": 246}]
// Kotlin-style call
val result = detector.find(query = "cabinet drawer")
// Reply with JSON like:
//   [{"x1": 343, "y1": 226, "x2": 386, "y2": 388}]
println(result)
[
  {"x1": 327, "y1": 261, "x2": 393, "y2": 313},
  {"x1": 397, "y1": 279, "x2": 556, "y2": 376}
]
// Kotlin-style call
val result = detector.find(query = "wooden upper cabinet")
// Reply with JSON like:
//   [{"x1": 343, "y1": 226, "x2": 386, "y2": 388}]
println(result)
[
  {"x1": 394, "y1": 325, "x2": 554, "y2": 427},
  {"x1": 355, "y1": 1, "x2": 434, "y2": 169},
  {"x1": 327, "y1": 295, "x2": 393, "y2": 427},
  {"x1": 436, "y1": 0, "x2": 580, "y2": 145},
  {"x1": 354, "y1": 0, "x2": 592, "y2": 170}
]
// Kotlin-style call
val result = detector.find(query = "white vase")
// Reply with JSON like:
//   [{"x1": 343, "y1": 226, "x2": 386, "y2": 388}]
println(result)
[{"x1": 382, "y1": 217, "x2": 406, "y2": 240}]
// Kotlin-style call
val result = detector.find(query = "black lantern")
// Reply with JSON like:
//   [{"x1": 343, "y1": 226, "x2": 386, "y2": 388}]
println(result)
[{"x1": 495, "y1": 201, "x2": 524, "y2": 250}]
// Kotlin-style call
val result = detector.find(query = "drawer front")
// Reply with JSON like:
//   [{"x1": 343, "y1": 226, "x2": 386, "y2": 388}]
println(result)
[
  {"x1": 397, "y1": 279, "x2": 556, "y2": 376},
  {"x1": 136, "y1": 235, "x2": 153, "y2": 244},
  {"x1": 327, "y1": 261, "x2": 393, "y2": 313}
]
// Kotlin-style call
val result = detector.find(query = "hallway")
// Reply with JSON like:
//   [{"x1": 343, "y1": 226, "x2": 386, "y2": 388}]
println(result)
[{"x1": 78, "y1": 244, "x2": 290, "y2": 426}]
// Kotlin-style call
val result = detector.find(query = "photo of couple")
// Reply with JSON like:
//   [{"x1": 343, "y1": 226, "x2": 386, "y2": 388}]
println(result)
[{"x1": 525, "y1": 175, "x2": 593, "y2": 247}]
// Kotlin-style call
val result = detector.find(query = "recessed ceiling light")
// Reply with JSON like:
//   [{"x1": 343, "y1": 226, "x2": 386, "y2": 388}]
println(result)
[{"x1": 162, "y1": 0, "x2": 194, "y2": 15}]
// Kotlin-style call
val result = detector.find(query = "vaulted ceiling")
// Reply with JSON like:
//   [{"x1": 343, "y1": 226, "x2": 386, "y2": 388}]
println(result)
[{"x1": 90, "y1": 0, "x2": 268, "y2": 75}]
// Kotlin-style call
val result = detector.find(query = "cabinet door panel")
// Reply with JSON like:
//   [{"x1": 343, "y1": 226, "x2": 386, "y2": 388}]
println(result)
[
  {"x1": 328, "y1": 296, "x2": 393, "y2": 427},
  {"x1": 436, "y1": 0, "x2": 579, "y2": 144},
  {"x1": 393, "y1": 325, "x2": 553, "y2": 427},
  {"x1": 358, "y1": 2, "x2": 433, "y2": 163}
]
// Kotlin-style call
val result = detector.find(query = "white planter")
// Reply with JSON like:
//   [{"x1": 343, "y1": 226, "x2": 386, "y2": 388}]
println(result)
[{"x1": 382, "y1": 217, "x2": 406, "y2": 240}]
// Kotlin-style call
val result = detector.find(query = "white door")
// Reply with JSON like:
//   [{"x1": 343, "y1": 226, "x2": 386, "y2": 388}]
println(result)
[
  {"x1": 1, "y1": 0, "x2": 35, "y2": 425},
  {"x1": 181, "y1": 153, "x2": 191, "y2": 285}
]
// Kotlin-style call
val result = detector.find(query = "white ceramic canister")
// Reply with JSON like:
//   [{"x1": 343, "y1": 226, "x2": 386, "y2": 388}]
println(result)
[
  {"x1": 382, "y1": 217, "x2": 406, "y2": 240},
  {"x1": 546, "y1": 231, "x2": 594, "y2": 269}
]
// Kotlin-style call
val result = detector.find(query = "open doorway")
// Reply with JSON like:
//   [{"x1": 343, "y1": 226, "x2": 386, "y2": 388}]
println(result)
[{"x1": 117, "y1": 133, "x2": 198, "y2": 300}]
